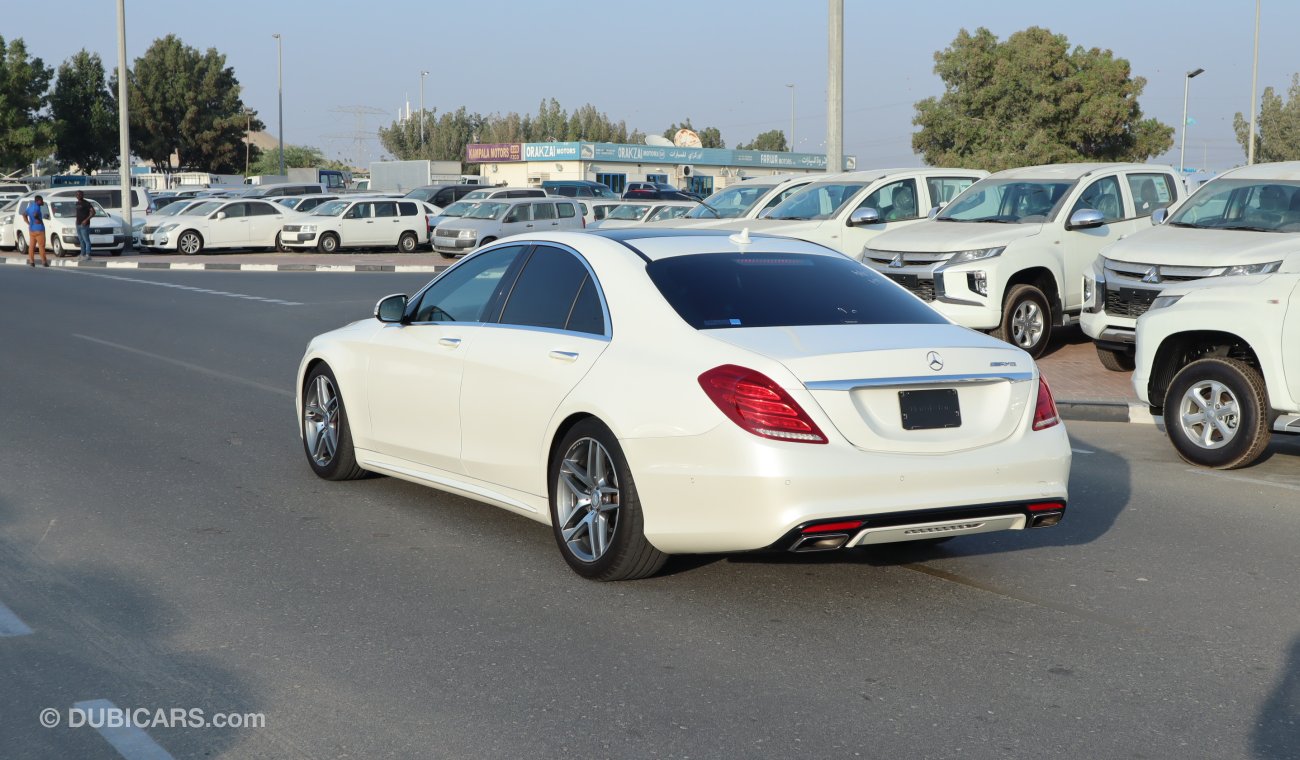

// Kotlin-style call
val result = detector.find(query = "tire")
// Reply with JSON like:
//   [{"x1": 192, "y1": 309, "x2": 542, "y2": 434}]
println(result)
[
  {"x1": 318, "y1": 233, "x2": 339, "y2": 254},
  {"x1": 549, "y1": 419, "x2": 667, "y2": 581},
  {"x1": 275, "y1": 232, "x2": 287, "y2": 252},
  {"x1": 397, "y1": 231, "x2": 417, "y2": 253},
  {"x1": 1163, "y1": 357, "x2": 1271, "y2": 469},
  {"x1": 16, "y1": 232, "x2": 26, "y2": 255},
  {"x1": 479, "y1": 237, "x2": 496, "y2": 247},
  {"x1": 301, "y1": 364, "x2": 366, "y2": 481},
  {"x1": 177, "y1": 230, "x2": 203, "y2": 255},
  {"x1": 995, "y1": 283, "x2": 1053, "y2": 358},
  {"x1": 1096, "y1": 345, "x2": 1136, "y2": 372},
  {"x1": 52, "y1": 236, "x2": 68, "y2": 258}
]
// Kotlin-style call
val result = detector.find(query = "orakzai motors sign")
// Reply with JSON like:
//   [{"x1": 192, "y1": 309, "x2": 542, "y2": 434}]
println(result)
[{"x1": 466, "y1": 141, "x2": 854, "y2": 171}]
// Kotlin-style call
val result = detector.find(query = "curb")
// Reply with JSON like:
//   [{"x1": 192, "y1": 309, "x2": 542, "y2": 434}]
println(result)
[
  {"x1": 1057, "y1": 400, "x2": 1160, "y2": 426},
  {"x1": 0, "y1": 255, "x2": 447, "y2": 274}
]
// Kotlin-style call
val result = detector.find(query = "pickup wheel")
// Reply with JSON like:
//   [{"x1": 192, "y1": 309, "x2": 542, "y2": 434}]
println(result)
[
  {"x1": 1164, "y1": 357, "x2": 1271, "y2": 469},
  {"x1": 1096, "y1": 345, "x2": 1136, "y2": 372},
  {"x1": 995, "y1": 284, "x2": 1052, "y2": 358}
]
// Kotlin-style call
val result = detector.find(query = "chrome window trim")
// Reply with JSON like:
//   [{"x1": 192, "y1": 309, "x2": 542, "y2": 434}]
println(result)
[{"x1": 806, "y1": 371, "x2": 1034, "y2": 391}]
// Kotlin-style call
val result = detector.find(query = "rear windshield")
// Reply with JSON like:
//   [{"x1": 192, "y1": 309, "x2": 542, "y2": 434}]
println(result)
[{"x1": 647, "y1": 253, "x2": 947, "y2": 329}]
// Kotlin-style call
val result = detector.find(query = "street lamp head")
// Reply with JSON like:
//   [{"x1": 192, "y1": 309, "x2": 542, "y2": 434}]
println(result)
[
  {"x1": 421, "y1": 70, "x2": 429, "y2": 77},
  {"x1": 272, "y1": 33, "x2": 281, "y2": 40},
  {"x1": 1187, "y1": 67, "x2": 1205, "y2": 79}
]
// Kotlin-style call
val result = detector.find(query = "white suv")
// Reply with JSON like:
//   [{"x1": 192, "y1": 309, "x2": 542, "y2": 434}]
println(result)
[
  {"x1": 722, "y1": 168, "x2": 987, "y2": 258},
  {"x1": 1133, "y1": 257, "x2": 1300, "y2": 468},
  {"x1": 432, "y1": 197, "x2": 583, "y2": 256},
  {"x1": 1084, "y1": 162, "x2": 1300, "y2": 371},
  {"x1": 281, "y1": 197, "x2": 429, "y2": 253},
  {"x1": 864, "y1": 163, "x2": 1184, "y2": 358}
]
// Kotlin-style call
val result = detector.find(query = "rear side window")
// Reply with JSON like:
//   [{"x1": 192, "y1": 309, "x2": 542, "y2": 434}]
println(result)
[
  {"x1": 647, "y1": 253, "x2": 947, "y2": 329},
  {"x1": 498, "y1": 246, "x2": 593, "y2": 331},
  {"x1": 505, "y1": 204, "x2": 532, "y2": 223},
  {"x1": 248, "y1": 201, "x2": 279, "y2": 216},
  {"x1": 1127, "y1": 173, "x2": 1176, "y2": 217},
  {"x1": 533, "y1": 202, "x2": 556, "y2": 220},
  {"x1": 557, "y1": 203, "x2": 576, "y2": 219},
  {"x1": 375, "y1": 202, "x2": 398, "y2": 218},
  {"x1": 398, "y1": 202, "x2": 418, "y2": 216}
]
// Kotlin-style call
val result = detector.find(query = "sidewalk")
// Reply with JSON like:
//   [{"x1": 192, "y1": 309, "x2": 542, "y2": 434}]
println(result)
[{"x1": 1037, "y1": 327, "x2": 1147, "y2": 420}]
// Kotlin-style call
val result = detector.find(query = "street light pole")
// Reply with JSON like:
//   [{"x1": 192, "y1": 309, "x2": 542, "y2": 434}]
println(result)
[
  {"x1": 420, "y1": 70, "x2": 429, "y2": 151},
  {"x1": 115, "y1": 0, "x2": 133, "y2": 241},
  {"x1": 785, "y1": 84, "x2": 795, "y2": 152},
  {"x1": 1180, "y1": 68, "x2": 1204, "y2": 174},
  {"x1": 1247, "y1": 0, "x2": 1260, "y2": 165},
  {"x1": 826, "y1": 0, "x2": 843, "y2": 173},
  {"x1": 272, "y1": 33, "x2": 284, "y2": 177},
  {"x1": 244, "y1": 108, "x2": 252, "y2": 175}
]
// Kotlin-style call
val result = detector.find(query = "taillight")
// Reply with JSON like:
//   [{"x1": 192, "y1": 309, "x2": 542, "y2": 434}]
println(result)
[
  {"x1": 698, "y1": 365, "x2": 828, "y2": 444},
  {"x1": 1032, "y1": 376, "x2": 1060, "y2": 431},
  {"x1": 581, "y1": 215, "x2": 586, "y2": 228}
]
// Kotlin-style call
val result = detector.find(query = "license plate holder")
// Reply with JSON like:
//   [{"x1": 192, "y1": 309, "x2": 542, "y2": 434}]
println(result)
[{"x1": 899, "y1": 388, "x2": 961, "y2": 430}]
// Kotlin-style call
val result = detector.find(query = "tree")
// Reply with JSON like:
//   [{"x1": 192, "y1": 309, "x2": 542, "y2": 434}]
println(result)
[
  {"x1": 1234, "y1": 74, "x2": 1300, "y2": 162},
  {"x1": 249, "y1": 144, "x2": 348, "y2": 176},
  {"x1": 50, "y1": 50, "x2": 118, "y2": 173},
  {"x1": 912, "y1": 27, "x2": 1172, "y2": 172},
  {"x1": 662, "y1": 119, "x2": 725, "y2": 148},
  {"x1": 0, "y1": 36, "x2": 55, "y2": 173},
  {"x1": 737, "y1": 129, "x2": 787, "y2": 152},
  {"x1": 119, "y1": 35, "x2": 260, "y2": 172}
]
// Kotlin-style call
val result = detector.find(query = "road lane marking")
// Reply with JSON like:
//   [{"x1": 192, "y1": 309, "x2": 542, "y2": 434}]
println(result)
[
  {"x1": 63, "y1": 269, "x2": 302, "y2": 306},
  {"x1": 0, "y1": 600, "x2": 33, "y2": 636},
  {"x1": 1185, "y1": 468, "x2": 1300, "y2": 493},
  {"x1": 72, "y1": 700, "x2": 175, "y2": 760},
  {"x1": 1071, "y1": 448, "x2": 1094, "y2": 454},
  {"x1": 72, "y1": 334, "x2": 293, "y2": 398}
]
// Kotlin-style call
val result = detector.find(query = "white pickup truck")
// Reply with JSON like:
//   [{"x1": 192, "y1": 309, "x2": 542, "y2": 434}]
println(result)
[
  {"x1": 864, "y1": 163, "x2": 1184, "y2": 358},
  {"x1": 1133, "y1": 259, "x2": 1300, "y2": 469},
  {"x1": 1084, "y1": 162, "x2": 1300, "y2": 371}
]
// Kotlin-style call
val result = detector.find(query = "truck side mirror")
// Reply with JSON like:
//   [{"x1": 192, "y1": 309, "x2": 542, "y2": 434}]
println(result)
[
  {"x1": 1067, "y1": 208, "x2": 1105, "y2": 230},
  {"x1": 848, "y1": 208, "x2": 881, "y2": 227},
  {"x1": 1151, "y1": 207, "x2": 1169, "y2": 225}
]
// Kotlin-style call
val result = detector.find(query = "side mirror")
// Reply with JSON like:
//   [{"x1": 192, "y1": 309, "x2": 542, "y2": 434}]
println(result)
[
  {"x1": 1068, "y1": 208, "x2": 1105, "y2": 230},
  {"x1": 1151, "y1": 207, "x2": 1169, "y2": 225},
  {"x1": 215, "y1": 211, "x2": 227, "y2": 220},
  {"x1": 374, "y1": 293, "x2": 408, "y2": 323},
  {"x1": 927, "y1": 205, "x2": 942, "y2": 219},
  {"x1": 848, "y1": 207, "x2": 881, "y2": 227}
]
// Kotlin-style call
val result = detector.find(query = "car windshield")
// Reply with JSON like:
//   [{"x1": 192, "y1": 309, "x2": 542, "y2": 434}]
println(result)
[
  {"x1": 442, "y1": 201, "x2": 477, "y2": 217},
  {"x1": 1168, "y1": 178, "x2": 1300, "y2": 232},
  {"x1": 648, "y1": 253, "x2": 948, "y2": 329},
  {"x1": 155, "y1": 202, "x2": 195, "y2": 217},
  {"x1": 277, "y1": 198, "x2": 302, "y2": 209},
  {"x1": 405, "y1": 188, "x2": 437, "y2": 202},
  {"x1": 607, "y1": 205, "x2": 650, "y2": 221},
  {"x1": 465, "y1": 202, "x2": 507, "y2": 220},
  {"x1": 312, "y1": 201, "x2": 350, "y2": 217},
  {"x1": 649, "y1": 205, "x2": 691, "y2": 222},
  {"x1": 938, "y1": 178, "x2": 1073, "y2": 223},
  {"x1": 766, "y1": 182, "x2": 868, "y2": 220},
  {"x1": 685, "y1": 184, "x2": 775, "y2": 219},
  {"x1": 49, "y1": 200, "x2": 108, "y2": 218},
  {"x1": 462, "y1": 189, "x2": 495, "y2": 200},
  {"x1": 183, "y1": 201, "x2": 223, "y2": 216}
]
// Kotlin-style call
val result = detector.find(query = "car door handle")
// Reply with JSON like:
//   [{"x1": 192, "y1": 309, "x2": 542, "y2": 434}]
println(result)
[
  {"x1": 438, "y1": 337, "x2": 463, "y2": 348},
  {"x1": 548, "y1": 350, "x2": 579, "y2": 362}
]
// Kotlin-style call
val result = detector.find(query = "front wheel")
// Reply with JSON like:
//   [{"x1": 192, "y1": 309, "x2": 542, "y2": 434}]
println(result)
[
  {"x1": 177, "y1": 231, "x2": 203, "y2": 255},
  {"x1": 996, "y1": 284, "x2": 1053, "y2": 358},
  {"x1": 318, "y1": 233, "x2": 339, "y2": 254},
  {"x1": 301, "y1": 364, "x2": 366, "y2": 481},
  {"x1": 52, "y1": 236, "x2": 68, "y2": 258},
  {"x1": 549, "y1": 419, "x2": 667, "y2": 581},
  {"x1": 275, "y1": 232, "x2": 287, "y2": 252},
  {"x1": 1164, "y1": 357, "x2": 1271, "y2": 469},
  {"x1": 1096, "y1": 345, "x2": 1135, "y2": 372},
  {"x1": 397, "y1": 231, "x2": 417, "y2": 253},
  {"x1": 16, "y1": 233, "x2": 26, "y2": 255}
]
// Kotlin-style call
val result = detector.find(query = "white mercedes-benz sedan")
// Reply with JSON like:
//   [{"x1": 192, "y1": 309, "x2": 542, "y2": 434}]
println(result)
[{"x1": 296, "y1": 229, "x2": 1071, "y2": 581}]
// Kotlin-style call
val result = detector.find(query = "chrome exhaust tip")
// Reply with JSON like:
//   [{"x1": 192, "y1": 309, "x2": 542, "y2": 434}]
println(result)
[{"x1": 791, "y1": 533, "x2": 850, "y2": 552}]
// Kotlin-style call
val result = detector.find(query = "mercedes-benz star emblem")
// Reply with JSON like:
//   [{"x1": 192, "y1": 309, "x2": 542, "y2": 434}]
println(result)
[
  {"x1": 889, "y1": 253, "x2": 905, "y2": 268},
  {"x1": 927, "y1": 351, "x2": 944, "y2": 372},
  {"x1": 1142, "y1": 265, "x2": 1162, "y2": 284}
]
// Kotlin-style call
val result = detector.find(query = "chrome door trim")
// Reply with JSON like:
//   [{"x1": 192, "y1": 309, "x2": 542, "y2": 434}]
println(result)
[{"x1": 806, "y1": 371, "x2": 1035, "y2": 391}]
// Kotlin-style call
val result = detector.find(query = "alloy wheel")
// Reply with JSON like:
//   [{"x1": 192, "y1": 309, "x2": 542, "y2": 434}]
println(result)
[
  {"x1": 1011, "y1": 300, "x2": 1044, "y2": 348},
  {"x1": 555, "y1": 437, "x2": 621, "y2": 563},
  {"x1": 1178, "y1": 380, "x2": 1240, "y2": 449},
  {"x1": 303, "y1": 374, "x2": 340, "y2": 466}
]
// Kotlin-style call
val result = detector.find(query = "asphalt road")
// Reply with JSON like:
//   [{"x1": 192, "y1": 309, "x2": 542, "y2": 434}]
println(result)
[{"x1": 1, "y1": 266, "x2": 1298, "y2": 759}]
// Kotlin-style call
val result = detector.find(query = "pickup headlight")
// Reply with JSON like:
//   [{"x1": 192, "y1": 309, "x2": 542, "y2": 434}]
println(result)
[
  {"x1": 945, "y1": 246, "x2": 1005, "y2": 265},
  {"x1": 1224, "y1": 260, "x2": 1281, "y2": 276},
  {"x1": 157, "y1": 224, "x2": 177, "y2": 234},
  {"x1": 1148, "y1": 295, "x2": 1183, "y2": 311},
  {"x1": 458, "y1": 229, "x2": 475, "y2": 239}
]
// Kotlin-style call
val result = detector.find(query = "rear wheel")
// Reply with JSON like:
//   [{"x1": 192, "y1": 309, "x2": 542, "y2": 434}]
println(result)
[
  {"x1": 397, "y1": 231, "x2": 417, "y2": 253},
  {"x1": 549, "y1": 419, "x2": 667, "y2": 581},
  {"x1": 301, "y1": 364, "x2": 366, "y2": 481},
  {"x1": 996, "y1": 284, "x2": 1052, "y2": 358},
  {"x1": 1164, "y1": 357, "x2": 1271, "y2": 469},
  {"x1": 318, "y1": 233, "x2": 339, "y2": 254},
  {"x1": 1096, "y1": 345, "x2": 1136, "y2": 372},
  {"x1": 177, "y1": 231, "x2": 203, "y2": 255}
]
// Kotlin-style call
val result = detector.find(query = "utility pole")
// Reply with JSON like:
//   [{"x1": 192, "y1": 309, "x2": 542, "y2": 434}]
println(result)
[
  {"x1": 273, "y1": 33, "x2": 284, "y2": 176},
  {"x1": 244, "y1": 109, "x2": 253, "y2": 175},
  {"x1": 420, "y1": 71, "x2": 429, "y2": 151},
  {"x1": 785, "y1": 84, "x2": 795, "y2": 151},
  {"x1": 1180, "y1": 68, "x2": 1204, "y2": 174},
  {"x1": 1248, "y1": 0, "x2": 1260, "y2": 165},
  {"x1": 827, "y1": 0, "x2": 843, "y2": 173},
  {"x1": 115, "y1": 0, "x2": 133, "y2": 245}
]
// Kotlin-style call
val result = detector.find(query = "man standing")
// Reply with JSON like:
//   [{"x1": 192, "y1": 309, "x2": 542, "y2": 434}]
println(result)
[
  {"x1": 75, "y1": 190, "x2": 94, "y2": 261},
  {"x1": 22, "y1": 195, "x2": 49, "y2": 268}
]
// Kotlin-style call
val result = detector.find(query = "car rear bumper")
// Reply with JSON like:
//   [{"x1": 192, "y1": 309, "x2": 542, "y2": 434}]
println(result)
[{"x1": 620, "y1": 421, "x2": 1071, "y2": 554}]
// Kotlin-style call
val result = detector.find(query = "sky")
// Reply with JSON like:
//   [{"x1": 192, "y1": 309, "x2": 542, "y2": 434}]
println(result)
[{"x1": 9, "y1": 0, "x2": 1295, "y2": 173}]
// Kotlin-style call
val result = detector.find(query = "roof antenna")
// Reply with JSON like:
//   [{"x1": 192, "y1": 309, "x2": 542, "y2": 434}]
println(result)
[{"x1": 729, "y1": 227, "x2": 752, "y2": 248}]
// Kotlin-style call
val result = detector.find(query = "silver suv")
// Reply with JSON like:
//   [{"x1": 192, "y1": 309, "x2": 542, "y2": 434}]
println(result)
[{"x1": 433, "y1": 197, "x2": 583, "y2": 256}]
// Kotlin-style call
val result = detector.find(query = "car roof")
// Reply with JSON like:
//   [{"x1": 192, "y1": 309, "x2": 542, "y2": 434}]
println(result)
[
  {"x1": 574, "y1": 228, "x2": 845, "y2": 262},
  {"x1": 1218, "y1": 161, "x2": 1300, "y2": 181},
  {"x1": 988, "y1": 162, "x2": 1169, "y2": 180}
]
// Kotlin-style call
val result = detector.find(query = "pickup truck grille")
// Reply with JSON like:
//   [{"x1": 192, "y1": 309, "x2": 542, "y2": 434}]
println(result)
[
  {"x1": 1105, "y1": 287, "x2": 1158, "y2": 318},
  {"x1": 884, "y1": 273, "x2": 936, "y2": 302}
]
